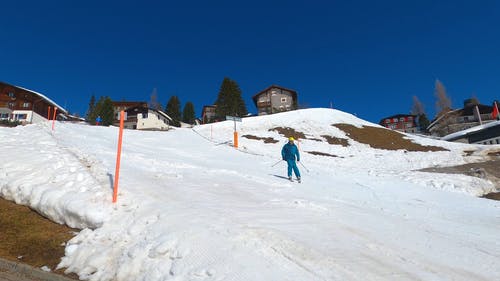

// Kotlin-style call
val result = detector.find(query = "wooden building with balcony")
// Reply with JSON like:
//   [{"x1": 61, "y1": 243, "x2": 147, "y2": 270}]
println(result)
[
  {"x1": 379, "y1": 114, "x2": 418, "y2": 133},
  {"x1": 252, "y1": 85, "x2": 298, "y2": 115},
  {"x1": 0, "y1": 81, "x2": 67, "y2": 125}
]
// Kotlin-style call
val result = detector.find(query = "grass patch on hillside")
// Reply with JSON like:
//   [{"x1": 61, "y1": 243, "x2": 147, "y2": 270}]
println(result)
[
  {"x1": 306, "y1": 151, "x2": 343, "y2": 158},
  {"x1": 242, "y1": 135, "x2": 279, "y2": 143},
  {"x1": 269, "y1": 127, "x2": 306, "y2": 140},
  {"x1": 333, "y1": 124, "x2": 448, "y2": 152},
  {"x1": 321, "y1": 135, "x2": 349, "y2": 147},
  {"x1": 0, "y1": 197, "x2": 77, "y2": 276}
]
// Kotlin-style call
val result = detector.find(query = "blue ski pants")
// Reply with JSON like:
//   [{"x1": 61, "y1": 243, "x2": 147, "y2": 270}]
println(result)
[{"x1": 286, "y1": 160, "x2": 301, "y2": 178}]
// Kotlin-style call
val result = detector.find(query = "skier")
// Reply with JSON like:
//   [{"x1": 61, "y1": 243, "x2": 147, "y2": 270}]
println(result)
[
  {"x1": 96, "y1": 116, "x2": 102, "y2": 126},
  {"x1": 281, "y1": 137, "x2": 301, "y2": 182}
]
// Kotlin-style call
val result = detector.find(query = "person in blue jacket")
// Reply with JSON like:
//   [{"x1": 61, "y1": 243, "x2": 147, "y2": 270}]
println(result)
[{"x1": 281, "y1": 137, "x2": 301, "y2": 182}]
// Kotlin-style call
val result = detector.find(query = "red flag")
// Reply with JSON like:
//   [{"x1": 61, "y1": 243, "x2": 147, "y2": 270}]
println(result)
[{"x1": 493, "y1": 101, "x2": 499, "y2": 120}]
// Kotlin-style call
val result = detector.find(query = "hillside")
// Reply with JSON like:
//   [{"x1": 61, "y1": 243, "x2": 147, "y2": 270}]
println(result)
[{"x1": 1, "y1": 108, "x2": 499, "y2": 281}]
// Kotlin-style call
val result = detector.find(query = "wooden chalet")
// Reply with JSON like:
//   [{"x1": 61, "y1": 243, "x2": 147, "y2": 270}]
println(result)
[
  {"x1": 201, "y1": 105, "x2": 216, "y2": 124},
  {"x1": 112, "y1": 101, "x2": 148, "y2": 121},
  {"x1": 252, "y1": 85, "x2": 298, "y2": 115},
  {"x1": 112, "y1": 105, "x2": 172, "y2": 131},
  {"x1": 379, "y1": 114, "x2": 418, "y2": 133},
  {"x1": 428, "y1": 99, "x2": 498, "y2": 137},
  {"x1": 0, "y1": 81, "x2": 67, "y2": 124}
]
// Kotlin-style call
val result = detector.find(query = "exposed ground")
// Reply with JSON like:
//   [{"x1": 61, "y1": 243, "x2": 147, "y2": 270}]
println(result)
[
  {"x1": 0, "y1": 198, "x2": 78, "y2": 279},
  {"x1": 420, "y1": 159, "x2": 500, "y2": 200}
]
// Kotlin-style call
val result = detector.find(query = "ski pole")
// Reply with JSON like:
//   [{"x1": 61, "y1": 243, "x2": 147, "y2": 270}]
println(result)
[
  {"x1": 298, "y1": 161, "x2": 310, "y2": 172},
  {"x1": 271, "y1": 160, "x2": 283, "y2": 167}
]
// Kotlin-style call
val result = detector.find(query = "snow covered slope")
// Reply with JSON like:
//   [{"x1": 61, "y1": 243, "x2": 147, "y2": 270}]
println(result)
[{"x1": 1, "y1": 108, "x2": 499, "y2": 281}]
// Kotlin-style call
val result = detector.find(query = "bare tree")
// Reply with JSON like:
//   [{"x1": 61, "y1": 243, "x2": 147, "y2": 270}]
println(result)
[
  {"x1": 149, "y1": 88, "x2": 162, "y2": 110},
  {"x1": 411, "y1": 95, "x2": 425, "y2": 116},
  {"x1": 434, "y1": 79, "x2": 452, "y2": 117}
]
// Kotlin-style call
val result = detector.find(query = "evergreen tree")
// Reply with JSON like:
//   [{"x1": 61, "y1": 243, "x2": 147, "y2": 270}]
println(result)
[
  {"x1": 166, "y1": 96, "x2": 181, "y2": 127},
  {"x1": 214, "y1": 77, "x2": 247, "y2": 119},
  {"x1": 93, "y1": 96, "x2": 115, "y2": 126},
  {"x1": 86, "y1": 94, "x2": 96, "y2": 122},
  {"x1": 417, "y1": 114, "x2": 430, "y2": 133},
  {"x1": 182, "y1": 101, "x2": 196, "y2": 124}
]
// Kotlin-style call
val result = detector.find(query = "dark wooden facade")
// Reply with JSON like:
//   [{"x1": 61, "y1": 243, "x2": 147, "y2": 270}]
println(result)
[
  {"x1": 252, "y1": 85, "x2": 298, "y2": 115},
  {"x1": 0, "y1": 81, "x2": 67, "y2": 124},
  {"x1": 202, "y1": 105, "x2": 216, "y2": 124},
  {"x1": 428, "y1": 100, "x2": 498, "y2": 137}
]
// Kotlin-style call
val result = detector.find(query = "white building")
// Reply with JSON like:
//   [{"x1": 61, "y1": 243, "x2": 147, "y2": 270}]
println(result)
[{"x1": 118, "y1": 106, "x2": 172, "y2": 130}]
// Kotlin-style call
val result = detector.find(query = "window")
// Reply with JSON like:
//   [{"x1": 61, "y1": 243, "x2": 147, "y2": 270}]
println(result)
[
  {"x1": 7, "y1": 92, "x2": 15, "y2": 98},
  {"x1": 23, "y1": 102, "x2": 30, "y2": 108},
  {"x1": 281, "y1": 97, "x2": 287, "y2": 103},
  {"x1": 14, "y1": 114, "x2": 27, "y2": 120},
  {"x1": 142, "y1": 112, "x2": 148, "y2": 119},
  {"x1": 8, "y1": 102, "x2": 15, "y2": 108},
  {"x1": 0, "y1": 113, "x2": 9, "y2": 119}
]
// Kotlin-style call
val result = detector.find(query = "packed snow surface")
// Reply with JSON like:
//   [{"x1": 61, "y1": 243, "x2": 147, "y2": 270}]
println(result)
[{"x1": 1, "y1": 108, "x2": 499, "y2": 281}]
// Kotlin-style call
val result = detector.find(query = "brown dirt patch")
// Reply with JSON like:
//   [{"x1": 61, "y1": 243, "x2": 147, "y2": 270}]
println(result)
[
  {"x1": 333, "y1": 124, "x2": 448, "y2": 152},
  {"x1": 419, "y1": 159, "x2": 500, "y2": 201},
  {"x1": 321, "y1": 135, "x2": 349, "y2": 147},
  {"x1": 487, "y1": 151, "x2": 500, "y2": 156},
  {"x1": 306, "y1": 151, "x2": 342, "y2": 158},
  {"x1": 482, "y1": 192, "x2": 500, "y2": 200},
  {"x1": 0, "y1": 197, "x2": 78, "y2": 278},
  {"x1": 269, "y1": 127, "x2": 306, "y2": 140},
  {"x1": 242, "y1": 135, "x2": 279, "y2": 143}
]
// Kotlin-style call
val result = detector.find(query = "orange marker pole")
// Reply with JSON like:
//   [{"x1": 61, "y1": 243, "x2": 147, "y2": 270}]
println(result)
[
  {"x1": 234, "y1": 131, "x2": 238, "y2": 148},
  {"x1": 113, "y1": 110, "x2": 125, "y2": 203},
  {"x1": 48, "y1": 106, "x2": 51, "y2": 122},
  {"x1": 52, "y1": 107, "x2": 57, "y2": 131}
]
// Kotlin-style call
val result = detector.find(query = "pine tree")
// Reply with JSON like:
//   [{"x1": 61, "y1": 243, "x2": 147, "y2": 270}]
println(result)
[
  {"x1": 214, "y1": 77, "x2": 247, "y2": 119},
  {"x1": 182, "y1": 102, "x2": 196, "y2": 124},
  {"x1": 86, "y1": 94, "x2": 96, "y2": 122},
  {"x1": 93, "y1": 96, "x2": 115, "y2": 126},
  {"x1": 100, "y1": 97, "x2": 115, "y2": 126},
  {"x1": 417, "y1": 114, "x2": 430, "y2": 133},
  {"x1": 166, "y1": 96, "x2": 181, "y2": 127}
]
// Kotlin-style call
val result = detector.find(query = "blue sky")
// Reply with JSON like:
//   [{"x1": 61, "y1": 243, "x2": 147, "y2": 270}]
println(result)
[{"x1": 1, "y1": 0, "x2": 499, "y2": 123}]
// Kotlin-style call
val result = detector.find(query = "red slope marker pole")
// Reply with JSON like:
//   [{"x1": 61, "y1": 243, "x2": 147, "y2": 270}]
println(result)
[
  {"x1": 113, "y1": 110, "x2": 125, "y2": 203},
  {"x1": 52, "y1": 107, "x2": 58, "y2": 131}
]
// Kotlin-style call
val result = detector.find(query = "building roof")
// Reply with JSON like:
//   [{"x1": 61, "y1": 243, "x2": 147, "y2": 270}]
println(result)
[
  {"x1": 442, "y1": 120, "x2": 500, "y2": 141},
  {"x1": 1, "y1": 81, "x2": 68, "y2": 114},
  {"x1": 252, "y1": 85, "x2": 298, "y2": 105},
  {"x1": 124, "y1": 105, "x2": 172, "y2": 121},
  {"x1": 427, "y1": 103, "x2": 494, "y2": 130}
]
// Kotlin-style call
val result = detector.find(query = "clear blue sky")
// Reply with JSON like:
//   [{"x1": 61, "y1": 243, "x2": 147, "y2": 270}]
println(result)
[{"x1": 1, "y1": 0, "x2": 499, "y2": 123}]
